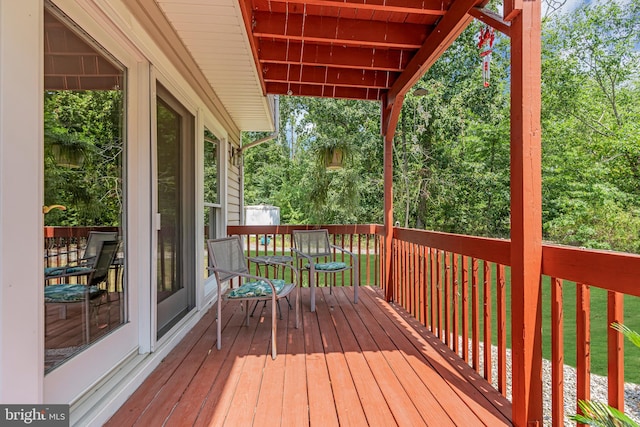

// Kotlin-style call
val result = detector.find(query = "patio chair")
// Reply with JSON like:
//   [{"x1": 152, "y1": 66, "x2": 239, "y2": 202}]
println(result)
[
  {"x1": 45, "y1": 239, "x2": 120, "y2": 343},
  {"x1": 291, "y1": 229, "x2": 359, "y2": 312},
  {"x1": 45, "y1": 230, "x2": 118, "y2": 277},
  {"x1": 207, "y1": 236, "x2": 299, "y2": 360}
]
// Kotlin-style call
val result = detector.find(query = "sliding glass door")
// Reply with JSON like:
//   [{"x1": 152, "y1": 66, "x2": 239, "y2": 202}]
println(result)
[{"x1": 155, "y1": 85, "x2": 196, "y2": 338}]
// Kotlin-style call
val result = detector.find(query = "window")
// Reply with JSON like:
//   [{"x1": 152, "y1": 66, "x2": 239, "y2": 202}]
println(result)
[{"x1": 204, "y1": 130, "x2": 221, "y2": 277}]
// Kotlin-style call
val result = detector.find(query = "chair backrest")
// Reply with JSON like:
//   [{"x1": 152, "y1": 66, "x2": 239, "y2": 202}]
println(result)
[
  {"x1": 83, "y1": 231, "x2": 118, "y2": 264},
  {"x1": 207, "y1": 237, "x2": 249, "y2": 283},
  {"x1": 292, "y1": 229, "x2": 332, "y2": 257},
  {"x1": 87, "y1": 240, "x2": 120, "y2": 287}
]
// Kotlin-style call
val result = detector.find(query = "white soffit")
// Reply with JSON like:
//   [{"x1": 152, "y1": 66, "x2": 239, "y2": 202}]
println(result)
[{"x1": 157, "y1": 0, "x2": 274, "y2": 132}]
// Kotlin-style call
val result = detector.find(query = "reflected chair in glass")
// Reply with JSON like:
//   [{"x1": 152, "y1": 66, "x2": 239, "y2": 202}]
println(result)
[
  {"x1": 45, "y1": 231, "x2": 118, "y2": 278},
  {"x1": 45, "y1": 239, "x2": 120, "y2": 344},
  {"x1": 291, "y1": 229, "x2": 359, "y2": 312},
  {"x1": 207, "y1": 236, "x2": 299, "y2": 360}
]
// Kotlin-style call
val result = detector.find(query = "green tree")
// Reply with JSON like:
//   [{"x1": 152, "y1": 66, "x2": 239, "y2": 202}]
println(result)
[
  {"x1": 44, "y1": 90, "x2": 124, "y2": 226},
  {"x1": 542, "y1": 0, "x2": 640, "y2": 252}
]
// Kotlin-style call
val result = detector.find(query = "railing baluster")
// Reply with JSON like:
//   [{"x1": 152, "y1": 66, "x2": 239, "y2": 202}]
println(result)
[
  {"x1": 607, "y1": 290, "x2": 624, "y2": 410},
  {"x1": 431, "y1": 248, "x2": 437, "y2": 333},
  {"x1": 483, "y1": 260, "x2": 492, "y2": 383},
  {"x1": 497, "y1": 264, "x2": 506, "y2": 396},
  {"x1": 394, "y1": 239, "x2": 399, "y2": 301},
  {"x1": 551, "y1": 277, "x2": 564, "y2": 425},
  {"x1": 576, "y1": 283, "x2": 591, "y2": 425},
  {"x1": 444, "y1": 251, "x2": 451, "y2": 347},
  {"x1": 437, "y1": 250, "x2": 443, "y2": 339},
  {"x1": 452, "y1": 253, "x2": 459, "y2": 355},
  {"x1": 411, "y1": 243, "x2": 416, "y2": 321},
  {"x1": 472, "y1": 257, "x2": 479, "y2": 373},
  {"x1": 420, "y1": 245, "x2": 426, "y2": 326},
  {"x1": 405, "y1": 241, "x2": 411, "y2": 315},
  {"x1": 462, "y1": 255, "x2": 469, "y2": 363},
  {"x1": 399, "y1": 240, "x2": 405, "y2": 308}
]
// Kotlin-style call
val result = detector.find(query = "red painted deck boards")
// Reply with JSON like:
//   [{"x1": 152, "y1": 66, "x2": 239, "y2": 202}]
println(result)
[{"x1": 108, "y1": 286, "x2": 512, "y2": 426}]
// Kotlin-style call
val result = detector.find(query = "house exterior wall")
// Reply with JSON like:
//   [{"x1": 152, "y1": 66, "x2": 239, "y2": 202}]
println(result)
[
  {"x1": 227, "y1": 150, "x2": 242, "y2": 225},
  {"x1": 0, "y1": 0, "x2": 263, "y2": 424}
]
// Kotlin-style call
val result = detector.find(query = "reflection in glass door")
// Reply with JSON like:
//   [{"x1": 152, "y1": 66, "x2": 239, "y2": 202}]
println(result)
[
  {"x1": 43, "y1": 7, "x2": 127, "y2": 373},
  {"x1": 155, "y1": 87, "x2": 195, "y2": 338}
]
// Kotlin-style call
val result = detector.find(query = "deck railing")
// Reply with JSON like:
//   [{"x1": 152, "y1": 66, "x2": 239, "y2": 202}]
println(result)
[
  {"x1": 44, "y1": 226, "x2": 120, "y2": 268},
  {"x1": 390, "y1": 226, "x2": 640, "y2": 425},
  {"x1": 227, "y1": 224, "x2": 384, "y2": 288},
  {"x1": 46, "y1": 224, "x2": 640, "y2": 424}
]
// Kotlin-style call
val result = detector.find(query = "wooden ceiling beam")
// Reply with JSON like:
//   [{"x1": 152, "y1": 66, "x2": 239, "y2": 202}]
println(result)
[
  {"x1": 253, "y1": 11, "x2": 428, "y2": 49},
  {"x1": 266, "y1": 81, "x2": 381, "y2": 100},
  {"x1": 263, "y1": 63, "x2": 394, "y2": 88},
  {"x1": 468, "y1": 7, "x2": 511, "y2": 36},
  {"x1": 258, "y1": 40, "x2": 410, "y2": 72},
  {"x1": 262, "y1": 0, "x2": 448, "y2": 16},
  {"x1": 387, "y1": 0, "x2": 479, "y2": 105}
]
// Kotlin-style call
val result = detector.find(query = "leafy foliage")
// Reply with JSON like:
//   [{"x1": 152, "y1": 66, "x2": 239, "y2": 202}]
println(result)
[
  {"x1": 571, "y1": 400, "x2": 638, "y2": 427},
  {"x1": 244, "y1": 0, "x2": 640, "y2": 258},
  {"x1": 569, "y1": 323, "x2": 640, "y2": 427},
  {"x1": 612, "y1": 323, "x2": 640, "y2": 349},
  {"x1": 44, "y1": 90, "x2": 124, "y2": 226}
]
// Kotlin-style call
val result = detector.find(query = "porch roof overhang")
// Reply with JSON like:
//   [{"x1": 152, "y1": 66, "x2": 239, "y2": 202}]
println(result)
[
  {"x1": 144, "y1": 0, "x2": 513, "y2": 135},
  {"x1": 128, "y1": 0, "x2": 278, "y2": 134},
  {"x1": 234, "y1": 0, "x2": 496, "y2": 109}
]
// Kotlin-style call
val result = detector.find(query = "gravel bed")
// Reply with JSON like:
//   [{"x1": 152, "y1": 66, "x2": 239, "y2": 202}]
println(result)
[{"x1": 458, "y1": 338, "x2": 640, "y2": 426}]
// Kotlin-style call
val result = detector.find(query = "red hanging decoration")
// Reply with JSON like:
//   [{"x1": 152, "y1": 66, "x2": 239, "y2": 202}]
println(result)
[{"x1": 477, "y1": 26, "x2": 495, "y2": 87}]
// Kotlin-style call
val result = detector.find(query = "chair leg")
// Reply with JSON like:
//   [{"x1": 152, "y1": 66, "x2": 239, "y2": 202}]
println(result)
[
  {"x1": 245, "y1": 300, "x2": 250, "y2": 326},
  {"x1": 83, "y1": 299, "x2": 90, "y2": 344},
  {"x1": 217, "y1": 297, "x2": 222, "y2": 351},
  {"x1": 250, "y1": 300, "x2": 264, "y2": 317},
  {"x1": 271, "y1": 296, "x2": 277, "y2": 360},
  {"x1": 295, "y1": 285, "x2": 300, "y2": 329},
  {"x1": 354, "y1": 259, "x2": 359, "y2": 304},
  {"x1": 310, "y1": 268, "x2": 316, "y2": 312}
]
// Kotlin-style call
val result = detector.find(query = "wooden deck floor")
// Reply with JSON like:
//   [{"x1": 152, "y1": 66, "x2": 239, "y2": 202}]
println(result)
[{"x1": 107, "y1": 286, "x2": 512, "y2": 426}]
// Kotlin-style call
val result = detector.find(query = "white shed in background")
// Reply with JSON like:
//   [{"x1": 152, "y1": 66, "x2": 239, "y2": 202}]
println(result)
[{"x1": 244, "y1": 205, "x2": 280, "y2": 225}]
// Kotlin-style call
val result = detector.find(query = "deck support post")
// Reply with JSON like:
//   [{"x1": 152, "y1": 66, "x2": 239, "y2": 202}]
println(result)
[
  {"x1": 381, "y1": 94, "x2": 404, "y2": 302},
  {"x1": 509, "y1": 0, "x2": 543, "y2": 425}
]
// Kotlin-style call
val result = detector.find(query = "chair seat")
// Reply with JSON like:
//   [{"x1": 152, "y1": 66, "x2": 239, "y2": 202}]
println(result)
[
  {"x1": 227, "y1": 279, "x2": 286, "y2": 298},
  {"x1": 45, "y1": 284, "x2": 105, "y2": 303},
  {"x1": 314, "y1": 261, "x2": 348, "y2": 271}
]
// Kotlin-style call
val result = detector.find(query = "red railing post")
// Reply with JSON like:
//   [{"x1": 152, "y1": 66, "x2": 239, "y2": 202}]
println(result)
[
  {"x1": 509, "y1": 0, "x2": 543, "y2": 421},
  {"x1": 382, "y1": 94, "x2": 403, "y2": 303}
]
